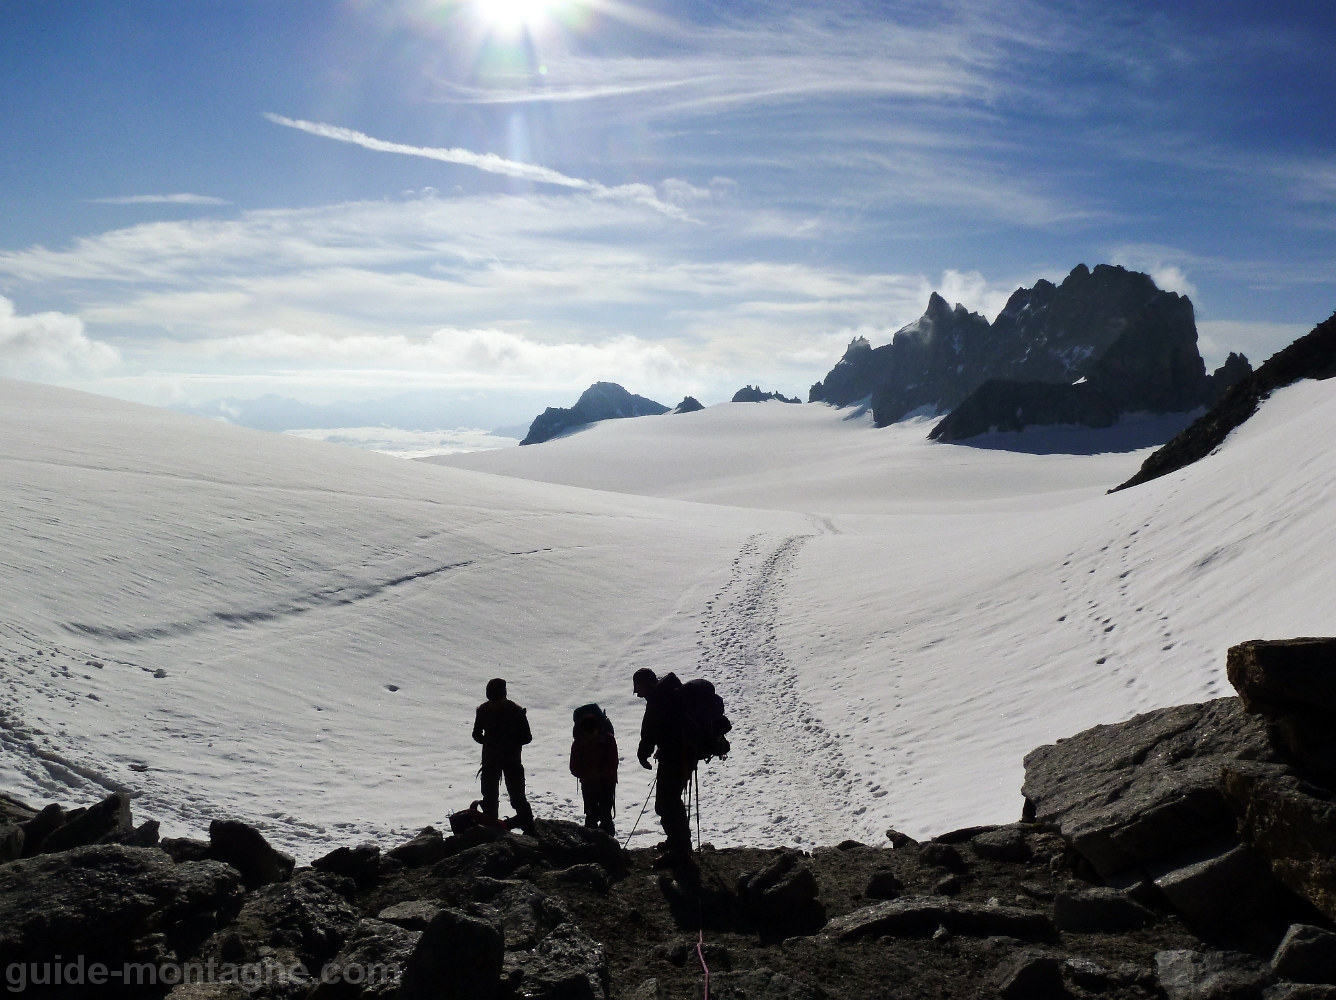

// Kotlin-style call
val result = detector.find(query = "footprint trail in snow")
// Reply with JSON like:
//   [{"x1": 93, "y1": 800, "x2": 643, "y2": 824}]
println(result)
[{"x1": 689, "y1": 534, "x2": 856, "y2": 848}]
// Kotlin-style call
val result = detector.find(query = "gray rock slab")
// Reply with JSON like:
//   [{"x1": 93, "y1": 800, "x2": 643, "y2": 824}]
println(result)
[
  {"x1": 377, "y1": 900, "x2": 443, "y2": 932},
  {"x1": 972, "y1": 825, "x2": 1031, "y2": 863},
  {"x1": 1155, "y1": 949, "x2": 1273, "y2": 1000},
  {"x1": 1151, "y1": 835, "x2": 1305, "y2": 933},
  {"x1": 822, "y1": 895, "x2": 1055, "y2": 943},
  {"x1": 1022, "y1": 697, "x2": 1286, "y2": 876}
]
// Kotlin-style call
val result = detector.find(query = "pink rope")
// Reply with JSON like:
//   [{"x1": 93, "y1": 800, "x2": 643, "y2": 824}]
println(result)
[{"x1": 696, "y1": 928, "x2": 710, "y2": 1000}]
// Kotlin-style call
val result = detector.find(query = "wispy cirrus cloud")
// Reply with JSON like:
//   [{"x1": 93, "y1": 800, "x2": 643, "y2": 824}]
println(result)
[
  {"x1": 263, "y1": 114, "x2": 692, "y2": 220},
  {"x1": 88, "y1": 193, "x2": 231, "y2": 205}
]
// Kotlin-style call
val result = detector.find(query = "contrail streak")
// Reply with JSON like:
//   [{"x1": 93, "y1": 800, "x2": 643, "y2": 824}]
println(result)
[{"x1": 264, "y1": 113, "x2": 692, "y2": 220}]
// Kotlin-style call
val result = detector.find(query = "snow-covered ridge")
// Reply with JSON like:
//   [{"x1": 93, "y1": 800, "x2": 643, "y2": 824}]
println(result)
[{"x1": 2, "y1": 377, "x2": 1334, "y2": 861}]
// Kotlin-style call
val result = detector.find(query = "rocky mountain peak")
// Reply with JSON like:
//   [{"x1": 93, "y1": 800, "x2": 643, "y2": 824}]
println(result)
[
  {"x1": 520, "y1": 382, "x2": 669, "y2": 446},
  {"x1": 810, "y1": 263, "x2": 1247, "y2": 434}
]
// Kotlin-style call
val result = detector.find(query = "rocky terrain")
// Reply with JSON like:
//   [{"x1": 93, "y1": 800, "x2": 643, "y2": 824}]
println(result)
[
  {"x1": 4, "y1": 637, "x2": 1335, "y2": 999},
  {"x1": 521, "y1": 384, "x2": 670, "y2": 446},
  {"x1": 809, "y1": 264, "x2": 1252, "y2": 437},
  {"x1": 1115, "y1": 312, "x2": 1336, "y2": 490},
  {"x1": 731, "y1": 387, "x2": 801, "y2": 404}
]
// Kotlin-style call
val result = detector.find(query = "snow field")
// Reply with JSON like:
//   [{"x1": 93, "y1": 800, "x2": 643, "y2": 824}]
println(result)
[{"x1": 2, "y1": 377, "x2": 1333, "y2": 857}]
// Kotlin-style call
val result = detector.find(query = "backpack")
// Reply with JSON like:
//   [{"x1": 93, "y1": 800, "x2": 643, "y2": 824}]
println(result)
[
  {"x1": 572, "y1": 703, "x2": 615, "y2": 739},
  {"x1": 448, "y1": 800, "x2": 510, "y2": 835},
  {"x1": 680, "y1": 678, "x2": 732, "y2": 762}
]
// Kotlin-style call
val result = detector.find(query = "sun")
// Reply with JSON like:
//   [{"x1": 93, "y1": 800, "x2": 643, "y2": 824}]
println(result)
[{"x1": 475, "y1": 0, "x2": 560, "y2": 31}]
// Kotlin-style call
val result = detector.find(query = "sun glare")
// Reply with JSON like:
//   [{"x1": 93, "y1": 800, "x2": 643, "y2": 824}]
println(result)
[{"x1": 476, "y1": 0, "x2": 558, "y2": 30}]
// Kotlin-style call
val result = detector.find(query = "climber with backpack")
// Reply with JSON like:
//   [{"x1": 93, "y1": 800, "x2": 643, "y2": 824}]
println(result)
[
  {"x1": 633, "y1": 668, "x2": 732, "y2": 869},
  {"x1": 569, "y1": 704, "x2": 619, "y2": 836}
]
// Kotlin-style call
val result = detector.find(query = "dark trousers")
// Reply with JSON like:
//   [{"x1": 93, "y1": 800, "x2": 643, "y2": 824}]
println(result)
[
  {"x1": 481, "y1": 758, "x2": 533, "y2": 829},
  {"x1": 580, "y1": 780, "x2": 616, "y2": 833},
  {"x1": 655, "y1": 757, "x2": 693, "y2": 856}
]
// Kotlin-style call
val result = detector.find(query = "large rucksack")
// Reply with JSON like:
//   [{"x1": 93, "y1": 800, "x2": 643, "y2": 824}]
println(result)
[
  {"x1": 680, "y1": 678, "x2": 732, "y2": 762},
  {"x1": 572, "y1": 703, "x2": 615, "y2": 739}
]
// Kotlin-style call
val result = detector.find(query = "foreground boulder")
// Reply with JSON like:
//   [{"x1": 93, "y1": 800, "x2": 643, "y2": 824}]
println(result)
[
  {"x1": 208, "y1": 819, "x2": 295, "y2": 887},
  {"x1": 197, "y1": 870, "x2": 359, "y2": 974},
  {"x1": 309, "y1": 918, "x2": 419, "y2": 998},
  {"x1": 1224, "y1": 769, "x2": 1336, "y2": 922},
  {"x1": 399, "y1": 907, "x2": 503, "y2": 1000},
  {"x1": 738, "y1": 852, "x2": 826, "y2": 937},
  {"x1": 36, "y1": 791, "x2": 133, "y2": 854},
  {"x1": 1271, "y1": 924, "x2": 1336, "y2": 985},
  {"x1": 1154, "y1": 949, "x2": 1274, "y2": 1000},
  {"x1": 0, "y1": 844, "x2": 244, "y2": 967},
  {"x1": 1022, "y1": 697, "x2": 1285, "y2": 878}
]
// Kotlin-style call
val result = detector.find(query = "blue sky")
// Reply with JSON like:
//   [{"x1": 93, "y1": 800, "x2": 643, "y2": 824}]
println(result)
[{"x1": 1, "y1": 0, "x2": 1334, "y2": 429}]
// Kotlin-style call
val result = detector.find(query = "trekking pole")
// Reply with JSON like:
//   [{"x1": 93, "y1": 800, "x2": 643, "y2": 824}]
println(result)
[
  {"x1": 623, "y1": 775, "x2": 656, "y2": 851},
  {"x1": 694, "y1": 768, "x2": 702, "y2": 852}
]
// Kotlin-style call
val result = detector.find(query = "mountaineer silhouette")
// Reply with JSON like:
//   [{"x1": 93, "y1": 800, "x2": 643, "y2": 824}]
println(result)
[{"x1": 472, "y1": 678, "x2": 535, "y2": 832}]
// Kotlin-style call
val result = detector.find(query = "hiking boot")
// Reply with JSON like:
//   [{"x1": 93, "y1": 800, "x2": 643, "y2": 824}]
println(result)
[{"x1": 599, "y1": 822, "x2": 616, "y2": 837}]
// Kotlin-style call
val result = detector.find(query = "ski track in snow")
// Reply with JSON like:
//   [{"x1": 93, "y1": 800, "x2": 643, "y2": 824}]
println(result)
[{"x1": 689, "y1": 532, "x2": 856, "y2": 848}]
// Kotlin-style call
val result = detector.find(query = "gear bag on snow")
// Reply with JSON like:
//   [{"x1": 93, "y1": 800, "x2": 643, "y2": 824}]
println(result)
[
  {"x1": 572, "y1": 703, "x2": 615, "y2": 738},
  {"x1": 681, "y1": 678, "x2": 732, "y2": 762},
  {"x1": 449, "y1": 799, "x2": 512, "y2": 835}
]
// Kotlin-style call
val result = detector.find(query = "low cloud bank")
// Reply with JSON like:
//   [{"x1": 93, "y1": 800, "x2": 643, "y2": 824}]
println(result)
[{"x1": 0, "y1": 297, "x2": 119, "y2": 379}]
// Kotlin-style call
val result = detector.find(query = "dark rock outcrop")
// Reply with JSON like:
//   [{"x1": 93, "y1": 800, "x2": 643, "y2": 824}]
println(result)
[
  {"x1": 1227, "y1": 639, "x2": 1336, "y2": 719},
  {"x1": 198, "y1": 870, "x2": 359, "y2": 975},
  {"x1": 387, "y1": 826, "x2": 452, "y2": 868},
  {"x1": 1116, "y1": 311, "x2": 1336, "y2": 490},
  {"x1": 504, "y1": 921, "x2": 609, "y2": 999},
  {"x1": 1052, "y1": 887, "x2": 1154, "y2": 933},
  {"x1": 738, "y1": 852, "x2": 827, "y2": 937},
  {"x1": 993, "y1": 951, "x2": 1066, "y2": 1000},
  {"x1": 399, "y1": 907, "x2": 504, "y2": 1000},
  {"x1": 313, "y1": 843, "x2": 382, "y2": 889},
  {"x1": 1223, "y1": 769, "x2": 1336, "y2": 923},
  {"x1": 309, "y1": 917, "x2": 419, "y2": 998},
  {"x1": 929, "y1": 378, "x2": 1121, "y2": 440},
  {"x1": 28, "y1": 791, "x2": 133, "y2": 855},
  {"x1": 521, "y1": 382, "x2": 669, "y2": 446},
  {"x1": 0, "y1": 844, "x2": 245, "y2": 967},
  {"x1": 208, "y1": 818, "x2": 295, "y2": 887},
  {"x1": 672, "y1": 395, "x2": 704, "y2": 413},
  {"x1": 1272, "y1": 924, "x2": 1336, "y2": 985},
  {"x1": 732, "y1": 386, "x2": 801, "y2": 404}
]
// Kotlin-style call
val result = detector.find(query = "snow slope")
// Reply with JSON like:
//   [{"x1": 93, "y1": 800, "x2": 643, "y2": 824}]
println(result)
[{"x1": 2, "y1": 380, "x2": 1334, "y2": 859}]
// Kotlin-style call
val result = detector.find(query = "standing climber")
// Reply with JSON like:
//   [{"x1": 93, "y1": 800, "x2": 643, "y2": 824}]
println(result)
[
  {"x1": 633, "y1": 668, "x2": 693, "y2": 868},
  {"x1": 472, "y1": 678, "x2": 535, "y2": 832},
  {"x1": 569, "y1": 704, "x2": 619, "y2": 835}
]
